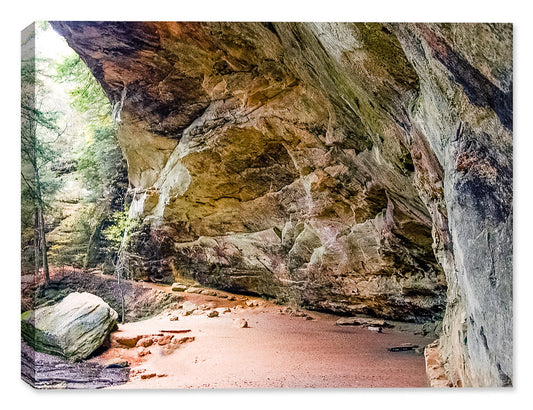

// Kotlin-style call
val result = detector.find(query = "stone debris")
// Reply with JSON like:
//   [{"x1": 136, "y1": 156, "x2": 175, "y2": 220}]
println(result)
[
  {"x1": 291, "y1": 310, "x2": 307, "y2": 318},
  {"x1": 215, "y1": 307, "x2": 231, "y2": 314},
  {"x1": 201, "y1": 289, "x2": 218, "y2": 297},
  {"x1": 387, "y1": 343, "x2": 419, "y2": 352},
  {"x1": 157, "y1": 334, "x2": 174, "y2": 345},
  {"x1": 367, "y1": 326, "x2": 383, "y2": 333},
  {"x1": 232, "y1": 318, "x2": 249, "y2": 328},
  {"x1": 335, "y1": 317, "x2": 392, "y2": 328},
  {"x1": 173, "y1": 336, "x2": 195, "y2": 345},
  {"x1": 159, "y1": 329, "x2": 191, "y2": 334},
  {"x1": 111, "y1": 334, "x2": 142, "y2": 349},
  {"x1": 171, "y1": 283, "x2": 188, "y2": 292},
  {"x1": 185, "y1": 287, "x2": 202, "y2": 294},
  {"x1": 140, "y1": 373, "x2": 157, "y2": 379},
  {"x1": 424, "y1": 340, "x2": 453, "y2": 387},
  {"x1": 136, "y1": 346, "x2": 151, "y2": 357},
  {"x1": 207, "y1": 310, "x2": 219, "y2": 318},
  {"x1": 136, "y1": 337, "x2": 154, "y2": 348},
  {"x1": 182, "y1": 301, "x2": 197, "y2": 315},
  {"x1": 104, "y1": 358, "x2": 129, "y2": 368},
  {"x1": 162, "y1": 336, "x2": 195, "y2": 355}
]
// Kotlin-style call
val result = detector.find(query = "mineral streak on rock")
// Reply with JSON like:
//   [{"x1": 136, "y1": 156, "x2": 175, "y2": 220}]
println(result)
[{"x1": 50, "y1": 22, "x2": 512, "y2": 387}]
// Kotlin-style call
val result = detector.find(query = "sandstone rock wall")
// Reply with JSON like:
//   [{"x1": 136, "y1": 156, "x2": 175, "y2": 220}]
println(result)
[
  {"x1": 51, "y1": 22, "x2": 512, "y2": 386},
  {"x1": 393, "y1": 23, "x2": 513, "y2": 387}
]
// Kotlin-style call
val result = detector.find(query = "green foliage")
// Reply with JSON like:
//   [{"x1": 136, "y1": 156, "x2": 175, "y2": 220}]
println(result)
[
  {"x1": 102, "y1": 210, "x2": 139, "y2": 253},
  {"x1": 52, "y1": 49, "x2": 129, "y2": 268},
  {"x1": 21, "y1": 54, "x2": 62, "y2": 221},
  {"x1": 76, "y1": 126, "x2": 125, "y2": 201},
  {"x1": 55, "y1": 54, "x2": 111, "y2": 125},
  {"x1": 21, "y1": 30, "x2": 64, "y2": 277}
]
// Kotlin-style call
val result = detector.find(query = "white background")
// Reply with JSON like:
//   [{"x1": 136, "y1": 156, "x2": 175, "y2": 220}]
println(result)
[{"x1": 2, "y1": 1, "x2": 529, "y2": 409}]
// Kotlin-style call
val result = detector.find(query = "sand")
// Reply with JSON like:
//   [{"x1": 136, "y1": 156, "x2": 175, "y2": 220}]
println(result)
[{"x1": 93, "y1": 288, "x2": 433, "y2": 389}]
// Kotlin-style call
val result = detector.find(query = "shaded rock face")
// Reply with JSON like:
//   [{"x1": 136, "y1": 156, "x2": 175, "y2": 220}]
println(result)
[
  {"x1": 21, "y1": 292, "x2": 118, "y2": 361},
  {"x1": 21, "y1": 340, "x2": 129, "y2": 389},
  {"x1": 24, "y1": 270, "x2": 181, "y2": 323},
  {"x1": 51, "y1": 22, "x2": 512, "y2": 386}
]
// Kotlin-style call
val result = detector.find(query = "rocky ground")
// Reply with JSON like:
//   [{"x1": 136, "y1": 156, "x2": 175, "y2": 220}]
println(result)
[{"x1": 89, "y1": 281, "x2": 434, "y2": 389}]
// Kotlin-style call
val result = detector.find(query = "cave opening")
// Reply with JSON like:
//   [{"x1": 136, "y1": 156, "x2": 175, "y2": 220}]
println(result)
[{"x1": 21, "y1": 21, "x2": 512, "y2": 389}]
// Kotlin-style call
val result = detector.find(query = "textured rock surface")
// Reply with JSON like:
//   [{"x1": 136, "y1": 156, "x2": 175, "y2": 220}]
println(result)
[
  {"x1": 24, "y1": 270, "x2": 181, "y2": 322},
  {"x1": 22, "y1": 292, "x2": 118, "y2": 361},
  {"x1": 51, "y1": 22, "x2": 512, "y2": 386},
  {"x1": 21, "y1": 340, "x2": 129, "y2": 389}
]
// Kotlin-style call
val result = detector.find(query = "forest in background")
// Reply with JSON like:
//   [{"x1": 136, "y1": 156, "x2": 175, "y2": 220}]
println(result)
[{"x1": 21, "y1": 23, "x2": 130, "y2": 282}]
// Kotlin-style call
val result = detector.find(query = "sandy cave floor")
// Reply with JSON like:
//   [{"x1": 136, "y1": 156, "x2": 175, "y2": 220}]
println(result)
[{"x1": 89, "y1": 284, "x2": 434, "y2": 389}]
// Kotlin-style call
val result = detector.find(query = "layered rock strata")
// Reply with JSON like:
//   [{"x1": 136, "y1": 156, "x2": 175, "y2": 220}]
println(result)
[
  {"x1": 50, "y1": 22, "x2": 512, "y2": 386},
  {"x1": 22, "y1": 292, "x2": 118, "y2": 361}
]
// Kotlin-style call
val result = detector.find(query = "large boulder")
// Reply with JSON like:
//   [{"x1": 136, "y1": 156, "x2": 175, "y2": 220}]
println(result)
[{"x1": 21, "y1": 292, "x2": 118, "y2": 361}]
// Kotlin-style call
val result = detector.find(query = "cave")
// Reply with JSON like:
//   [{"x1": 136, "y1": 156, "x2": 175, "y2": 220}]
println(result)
[{"x1": 23, "y1": 22, "x2": 512, "y2": 388}]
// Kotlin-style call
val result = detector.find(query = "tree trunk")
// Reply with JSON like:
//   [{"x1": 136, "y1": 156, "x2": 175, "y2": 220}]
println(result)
[
  {"x1": 34, "y1": 209, "x2": 40, "y2": 277},
  {"x1": 38, "y1": 206, "x2": 50, "y2": 285}
]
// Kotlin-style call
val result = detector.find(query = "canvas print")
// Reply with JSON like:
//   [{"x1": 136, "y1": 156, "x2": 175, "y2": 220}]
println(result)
[{"x1": 20, "y1": 22, "x2": 513, "y2": 389}]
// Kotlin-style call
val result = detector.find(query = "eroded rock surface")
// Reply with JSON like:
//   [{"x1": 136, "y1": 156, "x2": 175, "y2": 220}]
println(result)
[
  {"x1": 21, "y1": 292, "x2": 118, "y2": 361},
  {"x1": 51, "y1": 22, "x2": 512, "y2": 386},
  {"x1": 24, "y1": 270, "x2": 181, "y2": 322}
]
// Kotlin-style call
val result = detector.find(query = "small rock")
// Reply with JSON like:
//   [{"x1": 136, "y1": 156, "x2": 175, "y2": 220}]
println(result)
[
  {"x1": 112, "y1": 334, "x2": 142, "y2": 349},
  {"x1": 387, "y1": 343, "x2": 419, "y2": 352},
  {"x1": 171, "y1": 283, "x2": 188, "y2": 292},
  {"x1": 157, "y1": 335, "x2": 174, "y2": 345},
  {"x1": 246, "y1": 300, "x2": 256, "y2": 307},
  {"x1": 182, "y1": 301, "x2": 197, "y2": 315},
  {"x1": 227, "y1": 296, "x2": 236, "y2": 301},
  {"x1": 207, "y1": 310, "x2": 219, "y2": 318},
  {"x1": 367, "y1": 326, "x2": 383, "y2": 333},
  {"x1": 218, "y1": 294, "x2": 228, "y2": 299},
  {"x1": 104, "y1": 358, "x2": 129, "y2": 368},
  {"x1": 305, "y1": 316, "x2": 315, "y2": 321},
  {"x1": 161, "y1": 344, "x2": 177, "y2": 355},
  {"x1": 167, "y1": 302, "x2": 180, "y2": 310},
  {"x1": 335, "y1": 317, "x2": 391, "y2": 328},
  {"x1": 185, "y1": 287, "x2": 202, "y2": 294},
  {"x1": 291, "y1": 310, "x2": 307, "y2": 317},
  {"x1": 201, "y1": 289, "x2": 218, "y2": 297},
  {"x1": 215, "y1": 307, "x2": 231, "y2": 314},
  {"x1": 169, "y1": 315, "x2": 180, "y2": 321},
  {"x1": 140, "y1": 373, "x2": 157, "y2": 379},
  {"x1": 232, "y1": 318, "x2": 248, "y2": 328},
  {"x1": 137, "y1": 346, "x2": 151, "y2": 357},
  {"x1": 136, "y1": 337, "x2": 154, "y2": 347},
  {"x1": 172, "y1": 336, "x2": 195, "y2": 345}
]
